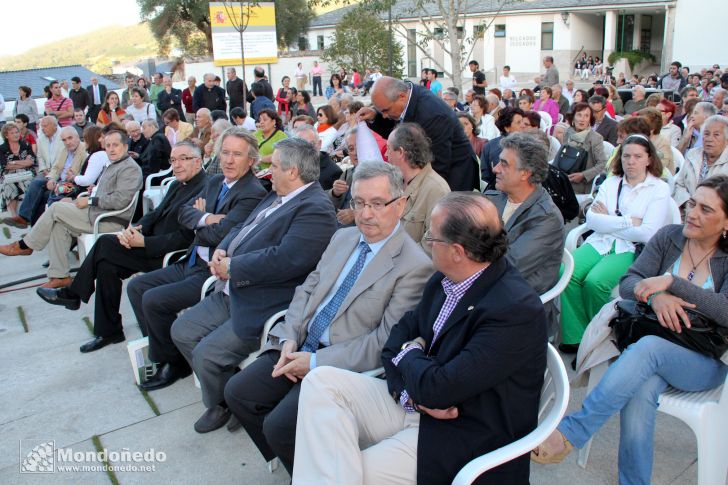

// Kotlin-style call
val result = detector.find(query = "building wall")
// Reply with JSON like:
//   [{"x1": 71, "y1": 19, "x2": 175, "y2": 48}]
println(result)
[{"x1": 671, "y1": 0, "x2": 727, "y2": 69}]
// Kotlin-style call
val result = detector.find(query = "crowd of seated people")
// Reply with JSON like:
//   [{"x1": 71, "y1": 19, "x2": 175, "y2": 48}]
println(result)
[{"x1": 2, "y1": 60, "x2": 727, "y2": 485}]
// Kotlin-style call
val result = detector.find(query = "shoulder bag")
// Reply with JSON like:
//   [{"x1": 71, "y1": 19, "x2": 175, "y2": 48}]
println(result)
[{"x1": 553, "y1": 144, "x2": 589, "y2": 174}]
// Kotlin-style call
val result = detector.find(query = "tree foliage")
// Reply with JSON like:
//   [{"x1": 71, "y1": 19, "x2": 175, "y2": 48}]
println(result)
[
  {"x1": 137, "y1": 0, "x2": 315, "y2": 56},
  {"x1": 322, "y1": 6, "x2": 404, "y2": 78}
]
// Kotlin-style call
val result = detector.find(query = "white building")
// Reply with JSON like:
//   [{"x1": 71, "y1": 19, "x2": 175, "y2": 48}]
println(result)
[{"x1": 306, "y1": 0, "x2": 727, "y2": 89}]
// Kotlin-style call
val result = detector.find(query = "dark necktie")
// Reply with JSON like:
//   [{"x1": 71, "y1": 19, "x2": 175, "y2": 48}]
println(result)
[{"x1": 188, "y1": 183, "x2": 230, "y2": 267}]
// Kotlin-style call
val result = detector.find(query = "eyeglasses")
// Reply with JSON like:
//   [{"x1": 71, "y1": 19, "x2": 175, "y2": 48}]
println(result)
[
  {"x1": 423, "y1": 230, "x2": 449, "y2": 245},
  {"x1": 349, "y1": 196, "x2": 402, "y2": 212},
  {"x1": 170, "y1": 155, "x2": 197, "y2": 163}
]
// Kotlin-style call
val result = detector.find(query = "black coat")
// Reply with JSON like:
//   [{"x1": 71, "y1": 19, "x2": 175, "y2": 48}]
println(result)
[
  {"x1": 192, "y1": 85, "x2": 227, "y2": 112},
  {"x1": 383, "y1": 258, "x2": 548, "y2": 484},
  {"x1": 137, "y1": 168, "x2": 207, "y2": 258},
  {"x1": 595, "y1": 115, "x2": 618, "y2": 146},
  {"x1": 318, "y1": 151, "x2": 343, "y2": 191},
  {"x1": 227, "y1": 77, "x2": 248, "y2": 109},
  {"x1": 139, "y1": 129, "x2": 172, "y2": 179},
  {"x1": 368, "y1": 84, "x2": 479, "y2": 191},
  {"x1": 246, "y1": 78, "x2": 275, "y2": 104}
]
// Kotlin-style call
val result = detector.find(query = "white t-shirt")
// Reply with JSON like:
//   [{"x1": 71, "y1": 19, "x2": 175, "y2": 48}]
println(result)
[
  {"x1": 125, "y1": 103, "x2": 156, "y2": 123},
  {"x1": 499, "y1": 75, "x2": 517, "y2": 90}
]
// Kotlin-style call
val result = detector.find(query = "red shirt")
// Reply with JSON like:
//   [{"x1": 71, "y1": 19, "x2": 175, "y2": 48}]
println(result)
[{"x1": 182, "y1": 88, "x2": 194, "y2": 113}]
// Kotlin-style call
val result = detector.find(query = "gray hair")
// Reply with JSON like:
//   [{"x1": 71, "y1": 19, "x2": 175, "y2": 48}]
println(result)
[
  {"x1": 173, "y1": 140, "x2": 202, "y2": 158},
  {"x1": 203, "y1": 73, "x2": 215, "y2": 82},
  {"x1": 702, "y1": 115, "x2": 728, "y2": 139},
  {"x1": 442, "y1": 91, "x2": 457, "y2": 101},
  {"x1": 371, "y1": 77, "x2": 410, "y2": 101},
  {"x1": 219, "y1": 127, "x2": 260, "y2": 164},
  {"x1": 41, "y1": 115, "x2": 58, "y2": 127},
  {"x1": 351, "y1": 160, "x2": 405, "y2": 199},
  {"x1": 336, "y1": 93, "x2": 354, "y2": 106},
  {"x1": 142, "y1": 118, "x2": 159, "y2": 130},
  {"x1": 633, "y1": 85, "x2": 646, "y2": 95},
  {"x1": 60, "y1": 126, "x2": 79, "y2": 138},
  {"x1": 275, "y1": 137, "x2": 320, "y2": 183},
  {"x1": 126, "y1": 121, "x2": 141, "y2": 131},
  {"x1": 695, "y1": 101, "x2": 718, "y2": 117},
  {"x1": 292, "y1": 123, "x2": 318, "y2": 138},
  {"x1": 211, "y1": 118, "x2": 233, "y2": 136},
  {"x1": 389, "y1": 123, "x2": 432, "y2": 169},
  {"x1": 196, "y1": 107, "x2": 212, "y2": 119},
  {"x1": 499, "y1": 132, "x2": 549, "y2": 185}
]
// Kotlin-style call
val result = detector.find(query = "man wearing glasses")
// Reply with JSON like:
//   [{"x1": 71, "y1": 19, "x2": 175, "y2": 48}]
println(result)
[
  {"x1": 223, "y1": 160, "x2": 433, "y2": 474},
  {"x1": 36, "y1": 141, "x2": 208, "y2": 353}
]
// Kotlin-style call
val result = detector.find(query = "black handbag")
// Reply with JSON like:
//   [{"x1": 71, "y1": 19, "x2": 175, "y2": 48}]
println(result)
[
  {"x1": 609, "y1": 299, "x2": 728, "y2": 360},
  {"x1": 553, "y1": 145, "x2": 589, "y2": 174}
]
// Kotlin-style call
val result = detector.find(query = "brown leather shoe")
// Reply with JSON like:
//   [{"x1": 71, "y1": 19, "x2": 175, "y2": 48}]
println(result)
[
  {"x1": 40, "y1": 277, "x2": 74, "y2": 289},
  {"x1": 3, "y1": 216, "x2": 29, "y2": 229},
  {"x1": 0, "y1": 241, "x2": 33, "y2": 256}
]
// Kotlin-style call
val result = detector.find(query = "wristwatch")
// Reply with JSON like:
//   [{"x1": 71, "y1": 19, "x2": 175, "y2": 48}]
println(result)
[{"x1": 400, "y1": 340, "x2": 424, "y2": 352}]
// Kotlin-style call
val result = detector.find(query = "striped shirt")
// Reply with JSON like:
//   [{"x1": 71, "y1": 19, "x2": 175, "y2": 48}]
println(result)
[{"x1": 44, "y1": 96, "x2": 73, "y2": 127}]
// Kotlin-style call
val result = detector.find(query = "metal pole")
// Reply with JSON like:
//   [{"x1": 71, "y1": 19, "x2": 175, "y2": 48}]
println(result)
[{"x1": 388, "y1": 1, "x2": 393, "y2": 76}]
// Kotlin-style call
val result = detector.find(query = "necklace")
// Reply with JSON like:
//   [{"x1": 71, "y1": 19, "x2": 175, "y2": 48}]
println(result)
[{"x1": 686, "y1": 240, "x2": 714, "y2": 281}]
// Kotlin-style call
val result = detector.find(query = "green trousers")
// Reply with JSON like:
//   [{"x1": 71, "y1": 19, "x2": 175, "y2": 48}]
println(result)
[{"x1": 561, "y1": 243, "x2": 635, "y2": 344}]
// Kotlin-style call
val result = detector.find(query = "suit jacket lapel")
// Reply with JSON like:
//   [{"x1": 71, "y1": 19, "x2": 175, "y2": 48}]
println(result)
[
  {"x1": 429, "y1": 258, "x2": 509, "y2": 349},
  {"x1": 504, "y1": 187, "x2": 541, "y2": 232}
]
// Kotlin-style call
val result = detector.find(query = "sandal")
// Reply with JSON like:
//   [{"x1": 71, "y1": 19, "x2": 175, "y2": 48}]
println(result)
[{"x1": 530, "y1": 430, "x2": 573, "y2": 464}]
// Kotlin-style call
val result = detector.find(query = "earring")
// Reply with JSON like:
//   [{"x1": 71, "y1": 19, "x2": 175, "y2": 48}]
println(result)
[{"x1": 723, "y1": 230, "x2": 728, "y2": 239}]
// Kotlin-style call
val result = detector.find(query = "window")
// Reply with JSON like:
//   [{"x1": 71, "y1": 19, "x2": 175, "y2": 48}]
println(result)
[
  {"x1": 616, "y1": 14, "x2": 634, "y2": 52},
  {"x1": 407, "y1": 29, "x2": 418, "y2": 78},
  {"x1": 456, "y1": 26, "x2": 464, "y2": 40},
  {"x1": 541, "y1": 22, "x2": 554, "y2": 50},
  {"x1": 317, "y1": 35, "x2": 325, "y2": 51},
  {"x1": 433, "y1": 27, "x2": 445, "y2": 40},
  {"x1": 494, "y1": 24, "x2": 506, "y2": 38},
  {"x1": 474, "y1": 24, "x2": 486, "y2": 39}
]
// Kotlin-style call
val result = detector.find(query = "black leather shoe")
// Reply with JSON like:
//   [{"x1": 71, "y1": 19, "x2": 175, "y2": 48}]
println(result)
[
  {"x1": 37, "y1": 287, "x2": 81, "y2": 310},
  {"x1": 80, "y1": 334, "x2": 125, "y2": 353},
  {"x1": 42, "y1": 260, "x2": 49, "y2": 268},
  {"x1": 558, "y1": 343, "x2": 580, "y2": 354},
  {"x1": 227, "y1": 414, "x2": 242, "y2": 432},
  {"x1": 194, "y1": 405, "x2": 231, "y2": 434},
  {"x1": 140, "y1": 362, "x2": 192, "y2": 391}
]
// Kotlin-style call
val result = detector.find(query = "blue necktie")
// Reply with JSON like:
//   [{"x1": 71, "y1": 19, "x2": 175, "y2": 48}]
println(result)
[
  {"x1": 189, "y1": 183, "x2": 230, "y2": 267},
  {"x1": 301, "y1": 241, "x2": 371, "y2": 352}
]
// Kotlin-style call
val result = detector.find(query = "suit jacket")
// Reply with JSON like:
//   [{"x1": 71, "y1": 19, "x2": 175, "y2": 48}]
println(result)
[
  {"x1": 382, "y1": 259, "x2": 548, "y2": 484},
  {"x1": 138, "y1": 169, "x2": 207, "y2": 258},
  {"x1": 368, "y1": 84, "x2": 479, "y2": 191},
  {"x1": 595, "y1": 115, "x2": 618, "y2": 145},
  {"x1": 217, "y1": 183, "x2": 338, "y2": 340},
  {"x1": 486, "y1": 186, "x2": 564, "y2": 294},
  {"x1": 226, "y1": 77, "x2": 248, "y2": 109},
  {"x1": 318, "y1": 152, "x2": 342, "y2": 191},
  {"x1": 86, "y1": 84, "x2": 107, "y2": 106},
  {"x1": 48, "y1": 143, "x2": 88, "y2": 182},
  {"x1": 177, "y1": 171, "x2": 267, "y2": 256},
  {"x1": 88, "y1": 155, "x2": 143, "y2": 225},
  {"x1": 265, "y1": 226, "x2": 433, "y2": 371},
  {"x1": 192, "y1": 85, "x2": 227, "y2": 112}
]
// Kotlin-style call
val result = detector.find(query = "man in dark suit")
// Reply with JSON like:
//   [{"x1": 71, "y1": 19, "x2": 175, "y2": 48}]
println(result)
[
  {"x1": 157, "y1": 75, "x2": 186, "y2": 122},
  {"x1": 292, "y1": 192, "x2": 548, "y2": 485},
  {"x1": 589, "y1": 95, "x2": 618, "y2": 145},
  {"x1": 86, "y1": 77, "x2": 107, "y2": 123},
  {"x1": 224, "y1": 161, "x2": 433, "y2": 473},
  {"x1": 36, "y1": 141, "x2": 207, "y2": 352},
  {"x1": 166, "y1": 138, "x2": 338, "y2": 434},
  {"x1": 226, "y1": 67, "x2": 248, "y2": 114},
  {"x1": 358, "y1": 76, "x2": 480, "y2": 192},
  {"x1": 69, "y1": 76, "x2": 90, "y2": 114},
  {"x1": 126, "y1": 128, "x2": 267, "y2": 380}
]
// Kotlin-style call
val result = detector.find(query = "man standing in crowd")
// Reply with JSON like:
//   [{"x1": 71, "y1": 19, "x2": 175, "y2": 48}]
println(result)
[
  {"x1": 658, "y1": 61, "x2": 687, "y2": 92},
  {"x1": 226, "y1": 68, "x2": 247, "y2": 115},
  {"x1": 45, "y1": 81, "x2": 74, "y2": 128},
  {"x1": 148, "y1": 72, "x2": 164, "y2": 110},
  {"x1": 224, "y1": 161, "x2": 432, "y2": 473},
  {"x1": 427, "y1": 69, "x2": 443, "y2": 97},
  {"x1": 0, "y1": 130, "x2": 142, "y2": 290},
  {"x1": 589, "y1": 95, "x2": 618, "y2": 145},
  {"x1": 246, "y1": 66, "x2": 275, "y2": 105},
  {"x1": 193, "y1": 74, "x2": 227, "y2": 113},
  {"x1": 86, "y1": 77, "x2": 107, "y2": 123},
  {"x1": 292, "y1": 192, "x2": 548, "y2": 484},
  {"x1": 542, "y1": 56, "x2": 559, "y2": 87},
  {"x1": 166, "y1": 138, "x2": 338, "y2": 434},
  {"x1": 469, "y1": 60, "x2": 487, "y2": 96},
  {"x1": 127, "y1": 128, "x2": 267, "y2": 393},
  {"x1": 36, "y1": 141, "x2": 208, "y2": 353},
  {"x1": 157, "y1": 76, "x2": 186, "y2": 122},
  {"x1": 69, "y1": 77, "x2": 90, "y2": 114},
  {"x1": 359, "y1": 76, "x2": 479, "y2": 192}
]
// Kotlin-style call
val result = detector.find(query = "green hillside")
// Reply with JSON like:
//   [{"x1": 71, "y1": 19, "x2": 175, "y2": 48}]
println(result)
[{"x1": 0, "y1": 23, "x2": 160, "y2": 74}]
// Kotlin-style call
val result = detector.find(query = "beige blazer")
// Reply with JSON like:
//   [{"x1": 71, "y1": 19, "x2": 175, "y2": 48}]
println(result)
[
  {"x1": 401, "y1": 163, "x2": 450, "y2": 249},
  {"x1": 265, "y1": 225, "x2": 434, "y2": 372},
  {"x1": 48, "y1": 142, "x2": 88, "y2": 182}
]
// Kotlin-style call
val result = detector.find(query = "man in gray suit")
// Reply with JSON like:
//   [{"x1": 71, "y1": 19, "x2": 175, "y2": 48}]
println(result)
[
  {"x1": 169, "y1": 138, "x2": 339, "y2": 434},
  {"x1": 223, "y1": 161, "x2": 434, "y2": 475},
  {"x1": 485, "y1": 132, "x2": 564, "y2": 332}
]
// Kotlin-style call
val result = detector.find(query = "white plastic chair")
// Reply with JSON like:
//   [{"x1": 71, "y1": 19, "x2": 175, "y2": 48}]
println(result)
[
  {"x1": 540, "y1": 250, "x2": 575, "y2": 305},
  {"x1": 452, "y1": 343, "x2": 569, "y2": 484},
  {"x1": 142, "y1": 167, "x2": 173, "y2": 213},
  {"x1": 77, "y1": 191, "x2": 139, "y2": 262},
  {"x1": 162, "y1": 249, "x2": 187, "y2": 267},
  {"x1": 671, "y1": 146, "x2": 685, "y2": 174},
  {"x1": 602, "y1": 141, "x2": 615, "y2": 159},
  {"x1": 548, "y1": 136, "x2": 561, "y2": 162},
  {"x1": 538, "y1": 111, "x2": 553, "y2": 133}
]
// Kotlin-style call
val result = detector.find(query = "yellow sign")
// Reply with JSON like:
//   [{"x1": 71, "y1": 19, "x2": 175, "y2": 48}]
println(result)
[{"x1": 209, "y1": 2, "x2": 278, "y2": 66}]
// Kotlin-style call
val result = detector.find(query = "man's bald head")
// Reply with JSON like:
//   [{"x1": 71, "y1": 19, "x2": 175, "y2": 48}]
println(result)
[{"x1": 370, "y1": 77, "x2": 411, "y2": 119}]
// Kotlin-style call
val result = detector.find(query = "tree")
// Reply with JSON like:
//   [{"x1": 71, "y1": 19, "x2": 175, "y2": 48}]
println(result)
[
  {"x1": 322, "y1": 6, "x2": 405, "y2": 78},
  {"x1": 310, "y1": 0, "x2": 519, "y2": 92},
  {"x1": 137, "y1": 0, "x2": 315, "y2": 56}
]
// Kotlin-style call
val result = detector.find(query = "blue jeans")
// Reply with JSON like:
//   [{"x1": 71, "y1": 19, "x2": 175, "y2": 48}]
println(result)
[
  {"x1": 18, "y1": 176, "x2": 49, "y2": 223},
  {"x1": 559, "y1": 336, "x2": 727, "y2": 485}
]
